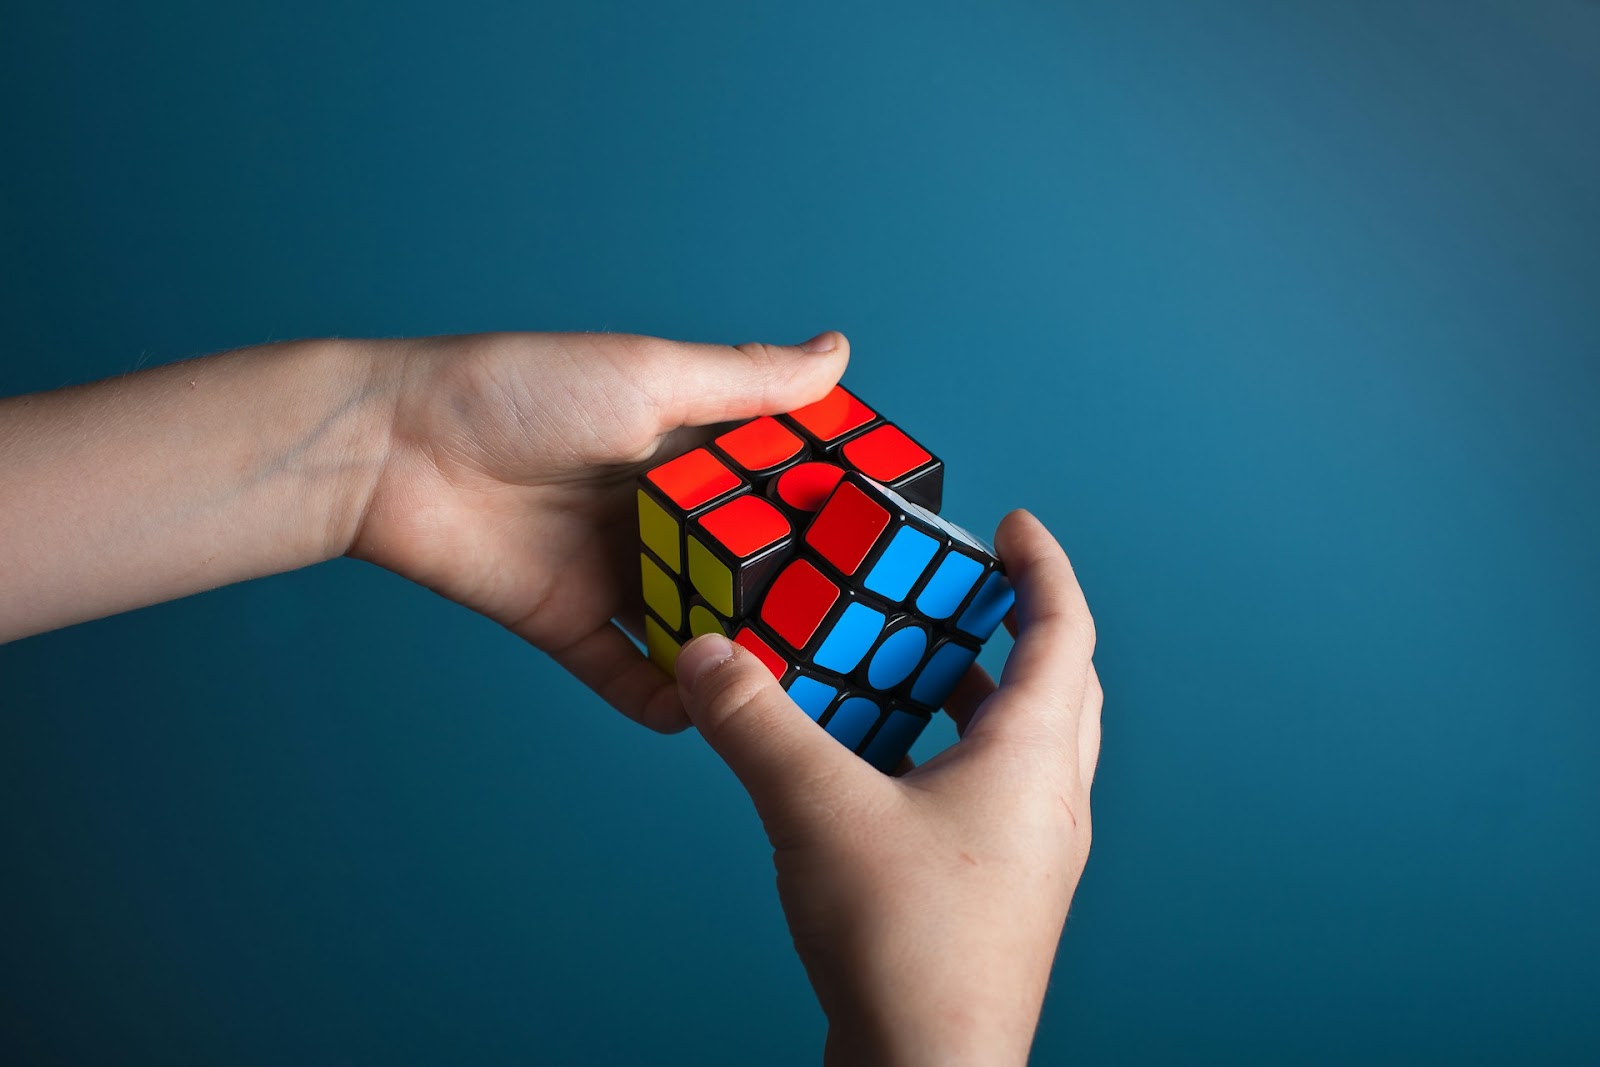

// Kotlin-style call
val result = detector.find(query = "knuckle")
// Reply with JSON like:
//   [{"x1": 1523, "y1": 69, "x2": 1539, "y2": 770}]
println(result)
[
  {"x1": 735, "y1": 341, "x2": 797, "y2": 383},
  {"x1": 612, "y1": 334, "x2": 677, "y2": 386},
  {"x1": 697, "y1": 657, "x2": 778, "y2": 733},
  {"x1": 1080, "y1": 610, "x2": 1097, "y2": 654},
  {"x1": 614, "y1": 333, "x2": 673, "y2": 366},
  {"x1": 734, "y1": 341, "x2": 780, "y2": 368},
  {"x1": 733, "y1": 341, "x2": 802, "y2": 412},
  {"x1": 607, "y1": 335, "x2": 689, "y2": 434}
]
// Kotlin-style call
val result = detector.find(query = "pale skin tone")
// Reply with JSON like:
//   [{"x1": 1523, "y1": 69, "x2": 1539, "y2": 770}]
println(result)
[{"x1": 0, "y1": 331, "x2": 1101, "y2": 1065}]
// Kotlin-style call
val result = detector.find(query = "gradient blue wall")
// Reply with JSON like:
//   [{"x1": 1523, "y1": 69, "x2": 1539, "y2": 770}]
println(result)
[{"x1": 2, "y1": 2, "x2": 1597, "y2": 1063}]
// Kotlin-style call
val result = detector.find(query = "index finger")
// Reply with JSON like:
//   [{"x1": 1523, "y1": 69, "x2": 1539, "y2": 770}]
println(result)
[{"x1": 966, "y1": 509, "x2": 1096, "y2": 739}]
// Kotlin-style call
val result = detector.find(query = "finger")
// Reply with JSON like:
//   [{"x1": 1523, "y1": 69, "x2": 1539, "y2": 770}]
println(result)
[
  {"x1": 547, "y1": 620, "x2": 690, "y2": 734},
  {"x1": 676, "y1": 633, "x2": 865, "y2": 820},
  {"x1": 648, "y1": 332, "x2": 851, "y2": 430},
  {"x1": 968, "y1": 510, "x2": 1095, "y2": 747},
  {"x1": 943, "y1": 661, "x2": 997, "y2": 736},
  {"x1": 1080, "y1": 663, "x2": 1103, "y2": 787},
  {"x1": 993, "y1": 509, "x2": 1095, "y2": 702},
  {"x1": 650, "y1": 422, "x2": 720, "y2": 462}
]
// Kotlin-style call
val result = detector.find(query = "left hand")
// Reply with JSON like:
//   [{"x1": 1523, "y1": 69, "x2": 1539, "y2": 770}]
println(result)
[{"x1": 348, "y1": 330, "x2": 849, "y2": 732}]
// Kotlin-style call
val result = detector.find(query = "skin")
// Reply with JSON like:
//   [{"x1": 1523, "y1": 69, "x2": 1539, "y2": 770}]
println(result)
[{"x1": 0, "y1": 331, "x2": 1100, "y2": 1064}]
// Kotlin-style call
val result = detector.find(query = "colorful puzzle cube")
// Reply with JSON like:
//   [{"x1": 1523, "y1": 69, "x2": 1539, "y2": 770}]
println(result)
[{"x1": 636, "y1": 385, "x2": 1013, "y2": 772}]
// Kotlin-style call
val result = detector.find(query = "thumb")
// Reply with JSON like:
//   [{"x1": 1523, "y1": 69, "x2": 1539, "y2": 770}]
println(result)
[
  {"x1": 650, "y1": 332, "x2": 850, "y2": 430},
  {"x1": 676, "y1": 633, "x2": 859, "y2": 819}
]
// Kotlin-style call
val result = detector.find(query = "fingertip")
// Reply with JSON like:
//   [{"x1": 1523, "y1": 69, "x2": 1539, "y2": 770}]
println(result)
[
  {"x1": 660, "y1": 334, "x2": 850, "y2": 429},
  {"x1": 750, "y1": 333, "x2": 851, "y2": 422},
  {"x1": 993, "y1": 509, "x2": 1026, "y2": 558},
  {"x1": 995, "y1": 507, "x2": 1045, "y2": 551},
  {"x1": 785, "y1": 330, "x2": 849, "y2": 373},
  {"x1": 639, "y1": 684, "x2": 694, "y2": 734},
  {"x1": 799, "y1": 330, "x2": 844, "y2": 354},
  {"x1": 996, "y1": 508, "x2": 1071, "y2": 575},
  {"x1": 827, "y1": 331, "x2": 851, "y2": 369}
]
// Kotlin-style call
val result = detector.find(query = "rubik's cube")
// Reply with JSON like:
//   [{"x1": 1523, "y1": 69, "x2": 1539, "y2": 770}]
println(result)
[{"x1": 636, "y1": 385, "x2": 1014, "y2": 772}]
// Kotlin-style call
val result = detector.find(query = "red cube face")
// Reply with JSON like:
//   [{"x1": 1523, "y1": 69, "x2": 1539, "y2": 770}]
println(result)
[{"x1": 636, "y1": 381, "x2": 1009, "y2": 774}]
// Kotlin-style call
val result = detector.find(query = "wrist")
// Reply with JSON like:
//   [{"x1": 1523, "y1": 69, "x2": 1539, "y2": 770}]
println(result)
[
  {"x1": 825, "y1": 1004, "x2": 1036, "y2": 1067},
  {"x1": 820, "y1": 971, "x2": 1042, "y2": 1067},
  {"x1": 305, "y1": 337, "x2": 413, "y2": 564}
]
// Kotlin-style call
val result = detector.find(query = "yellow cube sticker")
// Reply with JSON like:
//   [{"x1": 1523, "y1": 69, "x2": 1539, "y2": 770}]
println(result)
[
  {"x1": 687, "y1": 535, "x2": 734, "y2": 618},
  {"x1": 644, "y1": 614, "x2": 680, "y2": 676},
  {"x1": 637, "y1": 489, "x2": 681, "y2": 573},
  {"x1": 640, "y1": 553, "x2": 682, "y2": 632},
  {"x1": 689, "y1": 603, "x2": 727, "y2": 639}
]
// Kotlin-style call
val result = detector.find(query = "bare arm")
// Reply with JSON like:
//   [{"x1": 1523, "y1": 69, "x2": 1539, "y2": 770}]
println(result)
[
  {"x1": 0, "y1": 330, "x2": 847, "y2": 735},
  {"x1": 0, "y1": 340, "x2": 395, "y2": 642}
]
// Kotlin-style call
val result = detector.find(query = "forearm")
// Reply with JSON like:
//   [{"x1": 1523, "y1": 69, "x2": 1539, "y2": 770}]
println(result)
[{"x1": 0, "y1": 339, "x2": 398, "y2": 641}]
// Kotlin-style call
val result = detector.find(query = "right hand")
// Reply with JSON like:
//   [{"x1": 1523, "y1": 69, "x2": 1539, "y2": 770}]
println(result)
[{"x1": 673, "y1": 510, "x2": 1102, "y2": 1067}]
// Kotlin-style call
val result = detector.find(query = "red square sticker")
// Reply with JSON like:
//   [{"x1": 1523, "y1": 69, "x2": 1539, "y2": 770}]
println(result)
[
  {"x1": 760, "y1": 558, "x2": 841, "y2": 649},
  {"x1": 804, "y1": 479, "x2": 891, "y2": 576}
]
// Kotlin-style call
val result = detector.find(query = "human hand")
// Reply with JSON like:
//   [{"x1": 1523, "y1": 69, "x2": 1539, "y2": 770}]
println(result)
[
  {"x1": 348, "y1": 331, "x2": 849, "y2": 732},
  {"x1": 671, "y1": 510, "x2": 1100, "y2": 1066}
]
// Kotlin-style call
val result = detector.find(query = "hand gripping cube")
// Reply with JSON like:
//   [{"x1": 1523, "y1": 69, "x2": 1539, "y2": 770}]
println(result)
[{"x1": 636, "y1": 385, "x2": 1013, "y2": 772}]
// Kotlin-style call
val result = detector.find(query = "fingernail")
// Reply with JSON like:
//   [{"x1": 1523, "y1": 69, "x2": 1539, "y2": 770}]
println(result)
[
  {"x1": 676, "y1": 633, "x2": 735, "y2": 694},
  {"x1": 799, "y1": 331, "x2": 837, "y2": 354}
]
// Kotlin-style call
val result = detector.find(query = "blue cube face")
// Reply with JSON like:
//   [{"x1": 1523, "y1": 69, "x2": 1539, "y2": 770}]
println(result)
[{"x1": 768, "y1": 474, "x2": 1011, "y2": 768}]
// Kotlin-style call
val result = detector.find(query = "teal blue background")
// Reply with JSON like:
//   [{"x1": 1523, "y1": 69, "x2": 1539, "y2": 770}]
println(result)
[{"x1": 3, "y1": 2, "x2": 1598, "y2": 1063}]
